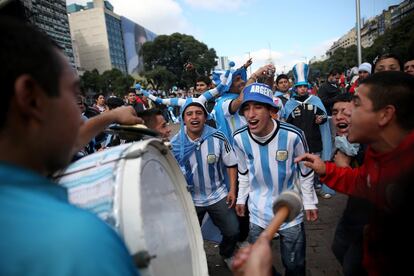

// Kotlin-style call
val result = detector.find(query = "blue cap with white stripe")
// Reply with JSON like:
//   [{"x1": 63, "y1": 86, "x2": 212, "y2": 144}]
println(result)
[{"x1": 239, "y1": 83, "x2": 279, "y2": 114}]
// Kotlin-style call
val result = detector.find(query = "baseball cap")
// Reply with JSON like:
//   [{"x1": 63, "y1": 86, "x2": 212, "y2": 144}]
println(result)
[
  {"x1": 239, "y1": 83, "x2": 279, "y2": 115},
  {"x1": 181, "y1": 98, "x2": 210, "y2": 120}
]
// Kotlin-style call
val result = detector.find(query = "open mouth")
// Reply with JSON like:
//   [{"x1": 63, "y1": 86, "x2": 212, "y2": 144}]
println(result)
[
  {"x1": 190, "y1": 121, "x2": 201, "y2": 126},
  {"x1": 336, "y1": 123, "x2": 349, "y2": 129},
  {"x1": 248, "y1": 119, "x2": 259, "y2": 128}
]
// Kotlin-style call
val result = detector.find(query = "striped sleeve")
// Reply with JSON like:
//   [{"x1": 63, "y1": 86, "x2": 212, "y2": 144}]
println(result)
[
  {"x1": 213, "y1": 132, "x2": 231, "y2": 154},
  {"x1": 233, "y1": 135, "x2": 248, "y2": 175},
  {"x1": 214, "y1": 132, "x2": 237, "y2": 167}
]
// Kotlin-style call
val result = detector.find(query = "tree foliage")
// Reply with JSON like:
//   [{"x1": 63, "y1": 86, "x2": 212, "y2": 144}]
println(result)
[
  {"x1": 80, "y1": 69, "x2": 135, "y2": 97},
  {"x1": 143, "y1": 66, "x2": 176, "y2": 91},
  {"x1": 311, "y1": 12, "x2": 414, "y2": 77},
  {"x1": 311, "y1": 46, "x2": 358, "y2": 78},
  {"x1": 80, "y1": 69, "x2": 102, "y2": 92},
  {"x1": 141, "y1": 32, "x2": 217, "y2": 89}
]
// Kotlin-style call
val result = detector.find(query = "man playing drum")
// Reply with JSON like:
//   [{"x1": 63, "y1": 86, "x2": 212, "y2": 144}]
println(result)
[{"x1": 0, "y1": 15, "x2": 140, "y2": 275}]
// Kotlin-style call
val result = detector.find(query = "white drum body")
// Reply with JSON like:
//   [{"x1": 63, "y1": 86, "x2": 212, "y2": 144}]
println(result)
[{"x1": 57, "y1": 139, "x2": 208, "y2": 276}]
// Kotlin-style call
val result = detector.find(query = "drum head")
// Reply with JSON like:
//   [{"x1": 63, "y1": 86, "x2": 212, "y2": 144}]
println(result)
[{"x1": 120, "y1": 139, "x2": 207, "y2": 276}]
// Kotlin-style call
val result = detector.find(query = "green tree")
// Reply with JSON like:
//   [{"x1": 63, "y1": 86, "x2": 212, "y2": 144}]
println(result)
[
  {"x1": 143, "y1": 66, "x2": 176, "y2": 91},
  {"x1": 101, "y1": 69, "x2": 135, "y2": 97},
  {"x1": 80, "y1": 68, "x2": 135, "y2": 97},
  {"x1": 80, "y1": 69, "x2": 102, "y2": 93},
  {"x1": 141, "y1": 33, "x2": 217, "y2": 89}
]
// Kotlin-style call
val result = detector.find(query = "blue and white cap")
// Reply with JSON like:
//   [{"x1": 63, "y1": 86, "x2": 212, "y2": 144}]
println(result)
[
  {"x1": 181, "y1": 98, "x2": 211, "y2": 120},
  {"x1": 239, "y1": 83, "x2": 280, "y2": 114},
  {"x1": 292, "y1": 62, "x2": 309, "y2": 87}
]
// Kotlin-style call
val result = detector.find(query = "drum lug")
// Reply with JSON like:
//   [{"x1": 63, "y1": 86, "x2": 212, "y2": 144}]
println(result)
[
  {"x1": 133, "y1": 250, "x2": 157, "y2": 268},
  {"x1": 124, "y1": 149, "x2": 147, "y2": 159}
]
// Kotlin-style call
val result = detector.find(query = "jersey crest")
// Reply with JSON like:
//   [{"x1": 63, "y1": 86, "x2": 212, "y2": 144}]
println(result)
[
  {"x1": 207, "y1": 154, "x2": 217, "y2": 164},
  {"x1": 276, "y1": 150, "x2": 288, "y2": 161}
]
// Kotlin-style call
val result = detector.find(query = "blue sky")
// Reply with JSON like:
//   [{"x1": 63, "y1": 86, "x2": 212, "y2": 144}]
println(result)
[{"x1": 67, "y1": 0, "x2": 402, "y2": 72}]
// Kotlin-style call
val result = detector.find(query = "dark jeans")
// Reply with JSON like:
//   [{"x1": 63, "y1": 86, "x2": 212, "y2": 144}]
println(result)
[
  {"x1": 332, "y1": 216, "x2": 367, "y2": 276},
  {"x1": 249, "y1": 222, "x2": 306, "y2": 276},
  {"x1": 196, "y1": 197, "x2": 239, "y2": 257}
]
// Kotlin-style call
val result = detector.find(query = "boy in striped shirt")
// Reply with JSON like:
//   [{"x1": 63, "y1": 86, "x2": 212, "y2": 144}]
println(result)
[
  {"x1": 171, "y1": 99, "x2": 239, "y2": 267},
  {"x1": 233, "y1": 83, "x2": 318, "y2": 276}
]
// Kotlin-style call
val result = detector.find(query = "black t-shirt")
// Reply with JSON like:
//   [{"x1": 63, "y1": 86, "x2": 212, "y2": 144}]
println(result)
[{"x1": 287, "y1": 95, "x2": 326, "y2": 153}]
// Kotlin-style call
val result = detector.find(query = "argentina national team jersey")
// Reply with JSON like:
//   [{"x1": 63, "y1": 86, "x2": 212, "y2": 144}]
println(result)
[
  {"x1": 186, "y1": 131, "x2": 237, "y2": 207},
  {"x1": 233, "y1": 120, "x2": 317, "y2": 230},
  {"x1": 213, "y1": 97, "x2": 247, "y2": 145}
]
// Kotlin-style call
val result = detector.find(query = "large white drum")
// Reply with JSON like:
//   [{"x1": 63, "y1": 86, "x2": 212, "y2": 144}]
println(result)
[{"x1": 57, "y1": 139, "x2": 208, "y2": 276}]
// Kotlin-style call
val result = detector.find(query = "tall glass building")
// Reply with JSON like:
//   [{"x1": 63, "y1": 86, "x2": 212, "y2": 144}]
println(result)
[
  {"x1": 105, "y1": 12, "x2": 127, "y2": 73},
  {"x1": 68, "y1": 0, "x2": 156, "y2": 75},
  {"x1": 22, "y1": 0, "x2": 75, "y2": 67}
]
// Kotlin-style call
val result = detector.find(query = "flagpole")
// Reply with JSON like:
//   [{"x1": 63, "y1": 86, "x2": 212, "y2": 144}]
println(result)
[{"x1": 356, "y1": 0, "x2": 362, "y2": 65}]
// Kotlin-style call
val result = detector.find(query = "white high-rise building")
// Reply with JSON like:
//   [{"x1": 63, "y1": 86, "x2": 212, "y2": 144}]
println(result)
[{"x1": 215, "y1": 56, "x2": 229, "y2": 71}]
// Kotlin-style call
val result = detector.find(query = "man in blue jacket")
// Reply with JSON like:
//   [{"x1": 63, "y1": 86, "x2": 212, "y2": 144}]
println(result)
[{"x1": 0, "y1": 15, "x2": 139, "y2": 276}]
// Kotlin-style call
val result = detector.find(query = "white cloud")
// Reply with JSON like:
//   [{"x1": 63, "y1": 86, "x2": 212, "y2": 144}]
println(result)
[
  {"x1": 230, "y1": 49, "x2": 305, "y2": 75},
  {"x1": 184, "y1": 0, "x2": 250, "y2": 11},
  {"x1": 227, "y1": 37, "x2": 340, "y2": 75},
  {"x1": 311, "y1": 37, "x2": 338, "y2": 57},
  {"x1": 66, "y1": 0, "x2": 193, "y2": 35}
]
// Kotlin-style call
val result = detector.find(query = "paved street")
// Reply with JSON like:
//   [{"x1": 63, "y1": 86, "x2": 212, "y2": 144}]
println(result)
[{"x1": 204, "y1": 194, "x2": 347, "y2": 276}]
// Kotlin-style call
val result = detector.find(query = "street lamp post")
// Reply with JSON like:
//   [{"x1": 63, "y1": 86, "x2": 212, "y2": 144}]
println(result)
[
  {"x1": 356, "y1": 0, "x2": 362, "y2": 65},
  {"x1": 245, "y1": 52, "x2": 252, "y2": 75}
]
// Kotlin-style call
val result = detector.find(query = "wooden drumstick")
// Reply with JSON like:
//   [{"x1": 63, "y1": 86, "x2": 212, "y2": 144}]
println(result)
[
  {"x1": 263, "y1": 190, "x2": 303, "y2": 241},
  {"x1": 263, "y1": 205, "x2": 290, "y2": 241}
]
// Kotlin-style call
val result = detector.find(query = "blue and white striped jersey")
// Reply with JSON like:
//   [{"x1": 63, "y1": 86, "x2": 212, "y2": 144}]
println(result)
[
  {"x1": 233, "y1": 120, "x2": 318, "y2": 230},
  {"x1": 212, "y1": 95, "x2": 247, "y2": 145},
  {"x1": 180, "y1": 131, "x2": 238, "y2": 207}
]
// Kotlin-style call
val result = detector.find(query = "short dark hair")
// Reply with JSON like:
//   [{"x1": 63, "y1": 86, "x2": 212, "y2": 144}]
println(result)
[
  {"x1": 276, "y1": 74, "x2": 288, "y2": 84},
  {"x1": 332, "y1": 93, "x2": 353, "y2": 105},
  {"x1": 373, "y1": 53, "x2": 402, "y2": 72},
  {"x1": 329, "y1": 69, "x2": 340, "y2": 77},
  {"x1": 360, "y1": 71, "x2": 414, "y2": 130},
  {"x1": 0, "y1": 0, "x2": 27, "y2": 19},
  {"x1": 93, "y1": 93, "x2": 105, "y2": 101},
  {"x1": 196, "y1": 75, "x2": 212, "y2": 86},
  {"x1": 137, "y1": 108, "x2": 163, "y2": 129},
  {"x1": 404, "y1": 58, "x2": 414, "y2": 65},
  {"x1": 182, "y1": 103, "x2": 207, "y2": 119},
  {"x1": 0, "y1": 16, "x2": 63, "y2": 129},
  {"x1": 106, "y1": 97, "x2": 124, "y2": 110}
]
